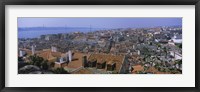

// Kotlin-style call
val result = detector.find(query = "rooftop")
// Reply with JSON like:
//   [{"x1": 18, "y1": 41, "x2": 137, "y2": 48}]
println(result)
[
  {"x1": 132, "y1": 65, "x2": 144, "y2": 73},
  {"x1": 88, "y1": 53, "x2": 125, "y2": 73},
  {"x1": 64, "y1": 52, "x2": 90, "y2": 69},
  {"x1": 37, "y1": 49, "x2": 62, "y2": 60}
]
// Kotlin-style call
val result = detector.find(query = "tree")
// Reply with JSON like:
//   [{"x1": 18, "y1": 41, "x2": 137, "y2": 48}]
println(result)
[
  {"x1": 34, "y1": 61, "x2": 41, "y2": 67},
  {"x1": 41, "y1": 60, "x2": 49, "y2": 70},
  {"x1": 179, "y1": 44, "x2": 182, "y2": 49},
  {"x1": 53, "y1": 68, "x2": 69, "y2": 74},
  {"x1": 28, "y1": 55, "x2": 47, "y2": 68},
  {"x1": 149, "y1": 42, "x2": 153, "y2": 45},
  {"x1": 37, "y1": 56, "x2": 44, "y2": 62},
  {"x1": 18, "y1": 57, "x2": 23, "y2": 62},
  {"x1": 176, "y1": 44, "x2": 182, "y2": 49},
  {"x1": 144, "y1": 66, "x2": 148, "y2": 71},
  {"x1": 50, "y1": 62, "x2": 55, "y2": 68},
  {"x1": 154, "y1": 64, "x2": 159, "y2": 69},
  {"x1": 163, "y1": 47, "x2": 168, "y2": 58},
  {"x1": 157, "y1": 44, "x2": 161, "y2": 48}
]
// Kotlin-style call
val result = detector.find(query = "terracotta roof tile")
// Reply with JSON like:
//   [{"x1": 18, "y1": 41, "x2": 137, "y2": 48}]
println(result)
[
  {"x1": 64, "y1": 52, "x2": 90, "y2": 69},
  {"x1": 132, "y1": 65, "x2": 144, "y2": 73},
  {"x1": 88, "y1": 53, "x2": 125, "y2": 72}
]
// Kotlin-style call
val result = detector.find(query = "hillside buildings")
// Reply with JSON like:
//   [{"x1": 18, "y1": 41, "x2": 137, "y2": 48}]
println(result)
[{"x1": 18, "y1": 26, "x2": 182, "y2": 74}]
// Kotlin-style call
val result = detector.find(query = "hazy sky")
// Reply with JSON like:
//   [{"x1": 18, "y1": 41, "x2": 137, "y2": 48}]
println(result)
[{"x1": 18, "y1": 17, "x2": 182, "y2": 28}]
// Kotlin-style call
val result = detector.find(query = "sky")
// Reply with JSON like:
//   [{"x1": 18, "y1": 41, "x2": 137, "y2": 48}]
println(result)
[{"x1": 18, "y1": 17, "x2": 182, "y2": 29}]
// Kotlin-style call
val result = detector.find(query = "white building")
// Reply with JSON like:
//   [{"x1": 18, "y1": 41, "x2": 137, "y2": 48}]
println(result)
[
  {"x1": 137, "y1": 50, "x2": 140, "y2": 55},
  {"x1": 45, "y1": 35, "x2": 50, "y2": 40},
  {"x1": 168, "y1": 40, "x2": 175, "y2": 45},
  {"x1": 170, "y1": 51, "x2": 182, "y2": 60},
  {"x1": 172, "y1": 39, "x2": 182, "y2": 44},
  {"x1": 19, "y1": 50, "x2": 26, "y2": 57},
  {"x1": 51, "y1": 46, "x2": 57, "y2": 52},
  {"x1": 172, "y1": 35, "x2": 182, "y2": 44},
  {"x1": 132, "y1": 45, "x2": 135, "y2": 49}
]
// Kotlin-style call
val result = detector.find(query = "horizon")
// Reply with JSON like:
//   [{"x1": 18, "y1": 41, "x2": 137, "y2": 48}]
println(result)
[
  {"x1": 18, "y1": 17, "x2": 182, "y2": 29},
  {"x1": 18, "y1": 25, "x2": 182, "y2": 28}
]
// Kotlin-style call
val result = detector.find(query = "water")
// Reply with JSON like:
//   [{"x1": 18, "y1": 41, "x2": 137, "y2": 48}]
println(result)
[{"x1": 18, "y1": 28, "x2": 108, "y2": 38}]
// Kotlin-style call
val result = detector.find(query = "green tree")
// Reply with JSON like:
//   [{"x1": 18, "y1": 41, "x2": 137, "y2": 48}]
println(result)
[
  {"x1": 41, "y1": 60, "x2": 49, "y2": 70},
  {"x1": 163, "y1": 47, "x2": 168, "y2": 58},
  {"x1": 179, "y1": 44, "x2": 182, "y2": 49},
  {"x1": 34, "y1": 61, "x2": 41, "y2": 67},
  {"x1": 50, "y1": 62, "x2": 55, "y2": 68},
  {"x1": 53, "y1": 68, "x2": 69, "y2": 74},
  {"x1": 157, "y1": 44, "x2": 161, "y2": 48}
]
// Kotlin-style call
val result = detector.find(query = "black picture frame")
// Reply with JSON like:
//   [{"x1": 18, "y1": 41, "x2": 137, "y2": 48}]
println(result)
[{"x1": 0, "y1": 0, "x2": 199, "y2": 92}]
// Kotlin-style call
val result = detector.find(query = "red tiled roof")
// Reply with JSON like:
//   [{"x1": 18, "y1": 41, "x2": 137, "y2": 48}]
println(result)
[
  {"x1": 132, "y1": 65, "x2": 144, "y2": 73},
  {"x1": 88, "y1": 53, "x2": 125, "y2": 72}
]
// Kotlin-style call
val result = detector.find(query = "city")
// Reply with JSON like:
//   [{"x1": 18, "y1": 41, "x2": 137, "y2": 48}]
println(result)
[{"x1": 18, "y1": 18, "x2": 182, "y2": 74}]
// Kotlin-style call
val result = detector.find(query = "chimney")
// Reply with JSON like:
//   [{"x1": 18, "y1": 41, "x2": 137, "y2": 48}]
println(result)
[
  {"x1": 107, "y1": 61, "x2": 116, "y2": 71},
  {"x1": 31, "y1": 45, "x2": 35, "y2": 55},
  {"x1": 137, "y1": 50, "x2": 140, "y2": 55},
  {"x1": 97, "y1": 59, "x2": 106, "y2": 69},
  {"x1": 68, "y1": 50, "x2": 72, "y2": 62},
  {"x1": 82, "y1": 56, "x2": 87, "y2": 67}
]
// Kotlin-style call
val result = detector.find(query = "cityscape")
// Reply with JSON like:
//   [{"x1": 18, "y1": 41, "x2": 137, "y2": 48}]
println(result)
[{"x1": 18, "y1": 18, "x2": 182, "y2": 74}]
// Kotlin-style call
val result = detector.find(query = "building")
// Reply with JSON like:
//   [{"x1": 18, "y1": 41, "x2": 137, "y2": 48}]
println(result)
[
  {"x1": 168, "y1": 40, "x2": 175, "y2": 45},
  {"x1": 63, "y1": 52, "x2": 89, "y2": 72},
  {"x1": 72, "y1": 53, "x2": 129, "y2": 74},
  {"x1": 37, "y1": 49, "x2": 62, "y2": 62},
  {"x1": 51, "y1": 46, "x2": 57, "y2": 52},
  {"x1": 169, "y1": 51, "x2": 182, "y2": 60},
  {"x1": 172, "y1": 35, "x2": 182, "y2": 44},
  {"x1": 19, "y1": 50, "x2": 26, "y2": 57},
  {"x1": 45, "y1": 35, "x2": 50, "y2": 40}
]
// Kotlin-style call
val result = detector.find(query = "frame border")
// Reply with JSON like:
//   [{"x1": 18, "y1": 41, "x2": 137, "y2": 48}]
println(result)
[{"x1": 0, "y1": 0, "x2": 199, "y2": 92}]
